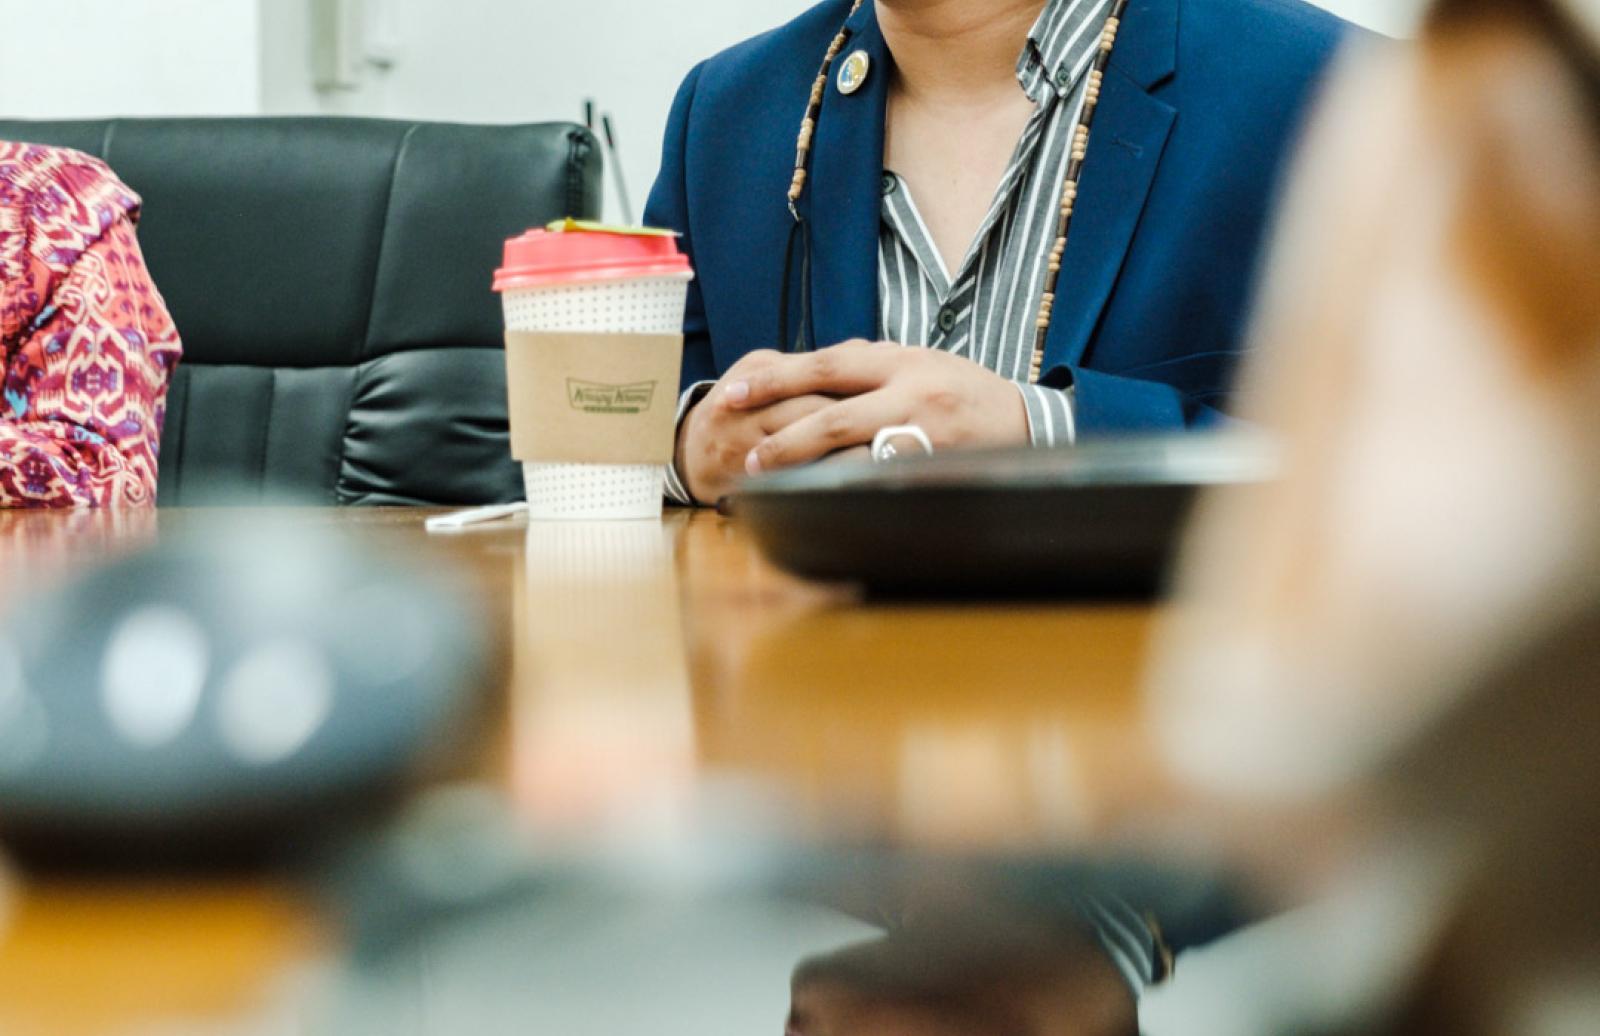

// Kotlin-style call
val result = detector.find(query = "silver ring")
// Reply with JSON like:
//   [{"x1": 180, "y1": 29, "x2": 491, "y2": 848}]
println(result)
[{"x1": 871, "y1": 425, "x2": 934, "y2": 464}]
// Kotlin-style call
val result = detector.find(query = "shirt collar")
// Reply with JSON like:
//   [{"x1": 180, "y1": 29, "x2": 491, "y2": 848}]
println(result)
[{"x1": 1016, "y1": 0, "x2": 1111, "y2": 103}]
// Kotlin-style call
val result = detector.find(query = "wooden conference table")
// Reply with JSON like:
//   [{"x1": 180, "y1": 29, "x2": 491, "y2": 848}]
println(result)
[{"x1": 0, "y1": 506, "x2": 1174, "y2": 1034}]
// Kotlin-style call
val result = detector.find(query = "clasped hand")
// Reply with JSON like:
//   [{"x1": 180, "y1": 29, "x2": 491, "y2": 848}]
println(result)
[{"x1": 675, "y1": 339, "x2": 1028, "y2": 505}]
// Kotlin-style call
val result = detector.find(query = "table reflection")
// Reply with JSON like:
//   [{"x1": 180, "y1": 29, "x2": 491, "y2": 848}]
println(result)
[
  {"x1": 699, "y1": 598, "x2": 1172, "y2": 849},
  {"x1": 318, "y1": 787, "x2": 1159, "y2": 1036},
  {"x1": 0, "y1": 506, "x2": 157, "y2": 593},
  {"x1": 509, "y1": 517, "x2": 697, "y2": 831},
  {"x1": 788, "y1": 908, "x2": 1136, "y2": 1036}
]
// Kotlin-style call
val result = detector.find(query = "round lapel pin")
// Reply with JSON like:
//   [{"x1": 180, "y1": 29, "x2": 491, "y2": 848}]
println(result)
[{"x1": 837, "y1": 50, "x2": 871, "y2": 96}]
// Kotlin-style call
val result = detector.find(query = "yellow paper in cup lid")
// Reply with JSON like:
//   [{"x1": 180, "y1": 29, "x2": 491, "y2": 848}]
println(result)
[{"x1": 545, "y1": 218, "x2": 679, "y2": 238}]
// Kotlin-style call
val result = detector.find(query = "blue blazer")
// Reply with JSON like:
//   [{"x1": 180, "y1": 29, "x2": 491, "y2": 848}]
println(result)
[{"x1": 644, "y1": 0, "x2": 1354, "y2": 434}]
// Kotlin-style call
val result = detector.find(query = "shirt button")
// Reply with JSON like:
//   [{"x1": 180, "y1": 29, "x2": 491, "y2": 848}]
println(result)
[
  {"x1": 881, "y1": 172, "x2": 897, "y2": 196},
  {"x1": 937, "y1": 306, "x2": 958, "y2": 333},
  {"x1": 1055, "y1": 66, "x2": 1071, "y2": 88}
]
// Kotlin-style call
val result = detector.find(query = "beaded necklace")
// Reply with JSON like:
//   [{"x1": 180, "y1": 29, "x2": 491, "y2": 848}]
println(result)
[{"x1": 786, "y1": 0, "x2": 1131, "y2": 384}]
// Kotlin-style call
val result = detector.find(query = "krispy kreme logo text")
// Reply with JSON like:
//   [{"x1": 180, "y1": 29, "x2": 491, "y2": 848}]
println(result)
[{"x1": 567, "y1": 379, "x2": 657, "y2": 415}]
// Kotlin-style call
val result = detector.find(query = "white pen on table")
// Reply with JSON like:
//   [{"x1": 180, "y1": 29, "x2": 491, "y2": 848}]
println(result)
[{"x1": 424, "y1": 502, "x2": 529, "y2": 533}]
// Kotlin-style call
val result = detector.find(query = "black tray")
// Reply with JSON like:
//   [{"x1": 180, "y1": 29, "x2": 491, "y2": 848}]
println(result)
[{"x1": 736, "y1": 436, "x2": 1276, "y2": 598}]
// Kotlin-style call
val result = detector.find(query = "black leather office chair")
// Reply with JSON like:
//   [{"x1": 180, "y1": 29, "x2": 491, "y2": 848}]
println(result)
[{"x1": 0, "y1": 118, "x2": 602, "y2": 505}]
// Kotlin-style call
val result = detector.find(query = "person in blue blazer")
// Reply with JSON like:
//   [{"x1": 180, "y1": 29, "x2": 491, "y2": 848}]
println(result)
[{"x1": 646, "y1": 0, "x2": 1357, "y2": 505}]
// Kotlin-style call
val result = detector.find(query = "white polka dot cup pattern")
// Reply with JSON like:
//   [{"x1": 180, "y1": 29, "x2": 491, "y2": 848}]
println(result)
[{"x1": 494, "y1": 225, "x2": 694, "y2": 522}]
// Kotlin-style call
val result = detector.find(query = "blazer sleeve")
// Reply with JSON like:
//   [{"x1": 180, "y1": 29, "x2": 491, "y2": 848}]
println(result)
[
  {"x1": 1062, "y1": 364, "x2": 1230, "y2": 435},
  {"x1": 643, "y1": 61, "x2": 719, "y2": 393}
]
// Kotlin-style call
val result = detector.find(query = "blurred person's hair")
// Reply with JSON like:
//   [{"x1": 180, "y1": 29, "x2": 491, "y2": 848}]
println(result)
[
  {"x1": 1429, "y1": 0, "x2": 1600, "y2": 115},
  {"x1": 1375, "y1": 8, "x2": 1600, "y2": 1032},
  {"x1": 1150, "y1": 1, "x2": 1600, "y2": 1032},
  {"x1": 1153, "y1": 0, "x2": 1600, "y2": 801},
  {"x1": 1418, "y1": 0, "x2": 1600, "y2": 373}
]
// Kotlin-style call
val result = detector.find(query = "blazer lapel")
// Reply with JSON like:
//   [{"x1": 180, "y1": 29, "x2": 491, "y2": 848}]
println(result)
[
  {"x1": 1041, "y1": 0, "x2": 1179, "y2": 374},
  {"x1": 801, "y1": 0, "x2": 1179, "y2": 361},
  {"x1": 805, "y1": 0, "x2": 888, "y2": 349}
]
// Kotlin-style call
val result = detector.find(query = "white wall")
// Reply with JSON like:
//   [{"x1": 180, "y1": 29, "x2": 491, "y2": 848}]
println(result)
[
  {"x1": 260, "y1": 0, "x2": 803, "y2": 223},
  {"x1": 0, "y1": 0, "x2": 260, "y2": 119},
  {"x1": 1310, "y1": 0, "x2": 1425, "y2": 37}
]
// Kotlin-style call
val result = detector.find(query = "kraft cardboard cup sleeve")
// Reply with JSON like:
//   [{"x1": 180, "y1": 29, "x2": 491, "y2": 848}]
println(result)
[{"x1": 494, "y1": 226, "x2": 694, "y2": 521}]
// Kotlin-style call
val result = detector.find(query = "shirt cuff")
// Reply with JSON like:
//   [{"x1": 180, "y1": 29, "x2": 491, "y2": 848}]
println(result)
[
  {"x1": 663, "y1": 380, "x2": 717, "y2": 506},
  {"x1": 1016, "y1": 381, "x2": 1078, "y2": 447},
  {"x1": 1073, "y1": 892, "x2": 1164, "y2": 999}
]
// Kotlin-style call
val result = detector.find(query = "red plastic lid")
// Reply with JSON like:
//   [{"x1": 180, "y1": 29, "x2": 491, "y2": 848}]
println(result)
[{"x1": 492, "y1": 221, "x2": 693, "y2": 291}]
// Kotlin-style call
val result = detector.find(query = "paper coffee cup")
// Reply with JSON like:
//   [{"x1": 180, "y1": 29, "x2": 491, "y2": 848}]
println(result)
[{"x1": 493, "y1": 221, "x2": 693, "y2": 521}]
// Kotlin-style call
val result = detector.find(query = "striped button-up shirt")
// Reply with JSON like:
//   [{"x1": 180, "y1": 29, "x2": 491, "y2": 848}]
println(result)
[
  {"x1": 665, "y1": 0, "x2": 1113, "y2": 504},
  {"x1": 879, "y1": 0, "x2": 1114, "y2": 448}
]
